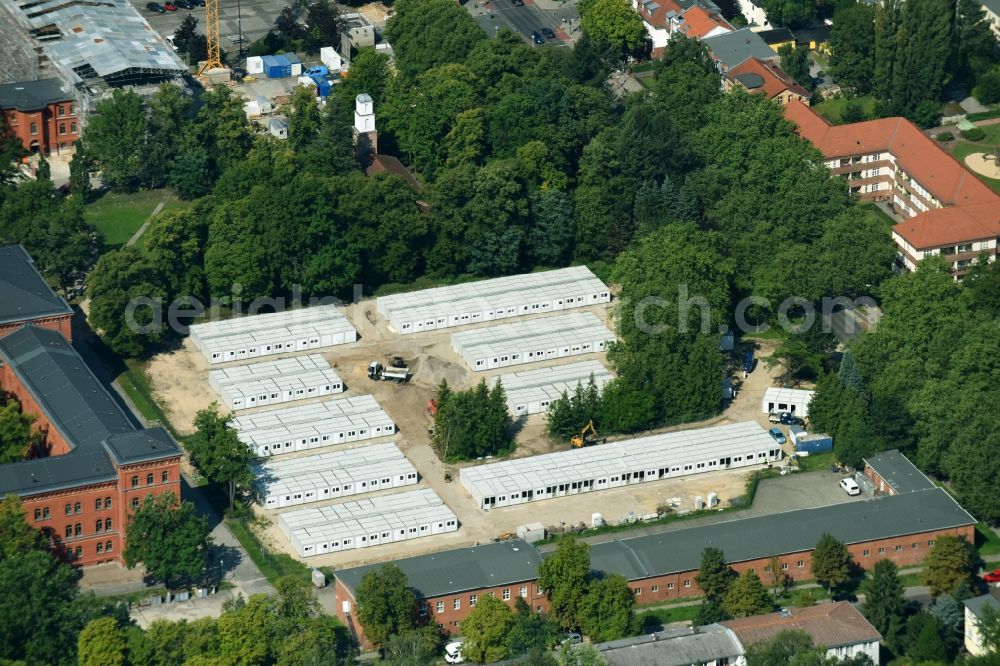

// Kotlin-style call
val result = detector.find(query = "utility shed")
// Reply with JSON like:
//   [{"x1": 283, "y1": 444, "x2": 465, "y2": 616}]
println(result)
[
  {"x1": 255, "y1": 442, "x2": 418, "y2": 508},
  {"x1": 278, "y1": 488, "x2": 458, "y2": 557},
  {"x1": 231, "y1": 394, "x2": 395, "y2": 457},
  {"x1": 460, "y1": 421, "x2": 782, "y2": 510},
  {"x1": 492, "y1": 360, "x2": 614, "y2": 416},
  {"x1": 208, "y1": 354, "x2": 343, "y2": 411},
  {"x1": 761, "y1": 387, "x2": 814, "y2": 417},
  {"x1": 189, "y1": 304, "x2": 357, "y2": 365},
  {"x1": 451, "y1": 312, "x2": 615, "y2": 372},
  {"x1": 375, "y1": 266, "x2": 610, "y2": 335}
]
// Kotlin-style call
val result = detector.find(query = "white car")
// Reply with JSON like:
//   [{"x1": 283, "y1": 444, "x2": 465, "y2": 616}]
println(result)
[
  {"x1": 444, "y1": 640, "x2": 465, "y2": 664},
  {"x1": 839, "y1": 478, "x2": 861, "y2": 496}
]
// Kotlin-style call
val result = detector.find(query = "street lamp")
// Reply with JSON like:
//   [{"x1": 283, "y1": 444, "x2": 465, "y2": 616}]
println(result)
[{"x1": 236, "y1": 0, "x2": 244, "y2": 60}]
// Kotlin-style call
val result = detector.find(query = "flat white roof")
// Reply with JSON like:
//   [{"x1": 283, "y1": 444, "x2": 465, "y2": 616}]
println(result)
[
  {"x1": 451, "y1": 312, "x2": 615, "y2": 359},
  {"x1": 255, "y1": 443, "x2": 417, "y2": 499},
  {"x1": 191, "y1": 305, "x2": 354, "y2": 342},
  {"x1": 376, "y1": 266, "x2": 609, "y2": 325},
  {"x1": 278, "y1": 489, "x2": 455, "y2": 539},
  {"x1": 209, "y1": 354, "x2": 330, "y2": 388},
  {"x1": 459, "y1": 421, "x2": 779, "y2": 500},
  {"x1": 493, "y1": 360, "x2": 614, "y2": 408},
  {"x1": 762, "y1": 387, "x2": 815, "y2": 403},
  {"x1": 233, "y1": 395, "x2": 394, "y2": 447}
]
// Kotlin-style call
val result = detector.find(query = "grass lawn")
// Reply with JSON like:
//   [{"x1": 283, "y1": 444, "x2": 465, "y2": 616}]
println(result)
[
  {"x1": 742, "y1": 326, "x2": 786, "y2": 341},
  {"x1": 84, "y1": 189, "x2": 169, "y2": 247},
  {"x1": 794, "y1": 450, "x2": 837, "y2": 472},
  {"x1": 858, "y1": 202, "x2": 898, "y2": 229},
  {"x1": 951, "y1": 141, "x2": 1000, "y2": 194},
  {"x1": 636, "y1": 604, "x2": 700, "y2": 627},
  {"x1": 976, "y1": 522, "x2": 1000, "y2": 557},
  {"x1": 813, "y1": 96, "x2": 877, "y2": 124},
  {"x1": 116, "y1": 359, "x2": 173, "y2": 433}
]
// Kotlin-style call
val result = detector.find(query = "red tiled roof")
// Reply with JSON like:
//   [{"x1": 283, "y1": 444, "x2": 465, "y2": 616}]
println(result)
[
  {"x1": 723, "y1": 602, "x2": 882, "y2": 650},
  {"x1": 728, "y1": 58, "x2": 809, "y2": 100},
  {"x1": 678, "y1": 5, "x2": 732, "y2": 38},
  {"x1": 893, "y1": 202, "x2": 1000, "y2": 249},
  {"x1": 639, "y1": 0, "x2": 682, "y2": 29}
]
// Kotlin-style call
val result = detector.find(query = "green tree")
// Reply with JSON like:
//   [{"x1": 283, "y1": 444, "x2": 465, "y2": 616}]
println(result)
[
  {"x1": 887, "y1": 0, "x2": 954, "y2": 117},
  {"x1": 538, "y1": 536, "x2": 591, "y2": 630},
  {"x1": 723, "y1": 570, "x2": 773, "y2": 618},
  {"x1": 778, "y1": 44, "x2": 813, "y2": 92},
  {"x1": 432, "y1": 379, "x2": 513, "y2": 461},
  {"x1": 905, "y1": 612, "x2": 949, "y2": 662},
  {"x1": 168, "y1": 148, "x2": 214, "y2": 200},
  {"x1": 579, "y1": 0, "x2": 646, "y2": 55},
  {"x1": 816, "y1": 207, "x2": 896, "y2": 297},
  {"x1": 507, "y1": 597, "x2": 558, "y2": 657},
  {"x1": 383, "y1": 626, "x2": 439, "y2": 666},
  {"x1": 861, "y1": 560, "x2": 904, "y2": 645},
  {"x1": 86, "y1": 246, "x2": 168, "y2": 357},
  {"x1": 187, "y1": 403, "x2": 254, "y2": 510},
  {"x1": 828, "y1": 3, "x2": 877, "y2": 94},
  {"x1": 78, "y1": 617, "x2": 127, "y2": 666},
  {"x1": 598, "y1": 378, "x2": 656, "y2": 433},
  {"x1": 354, "y1": 564, "x2": 416, "y2": 648},
  {"x1": 83, "y1": 89, "x2": 148, "y2": 191},
  {"x1": 0, "y1": 113, "x2": 27, "y2": 186},
  {"x1": 143, "y1": 83, "x2": 194, "y2": 188},
  {"x1": 384, "y1": 0, "x2": 486, "y2": 81},
  {"x1": 758, "y1": 0, "x2": 818, "y2": 27},
  {"x1": 0, "y1": 399, "x2": 33, "y2": 463},
  {"x1": 124, "y1": 493, "x2": 212, "y2": 588},
  {"x1": 873, "y1": 0, "x2": 901, "y2": 101},
  {"x1": 462, "y1": 594, "x2": 517, "y2": 663},
  {"x1": 695, "y1": 547, "x2": 736, "y2": 604},
  {"x1": 578, "y1": 574, "x2": 635, "y2": 642},
  {"x1": 743, "y1": 629, "x2": 818, "y2": 666},
  {"x1": 954, "y1": 0, "x2": 999, "y2": 88},
  {"x1": 922, "y1": 535, "x2": 975, "y2": 597},
  {"x1": 0, "y1": 495, "x2": 47, "y2": 557},
  {"x1": 811, "y1": 533, "x2": 852, "y2": 591},
  {"x1": 976, "y1": 605, "x2": 1000, "y2": 654},
  {"x1": 68, "y1": 139, "x2": 93, "y2": 200},
  {"x1": 528, "y1": 189, "x2": 575, "y2": 265},
  {"x1": 695, "y1": 600, "x2": 731, "y2": 625},
  {"x1": 288, "y1": 85, "x2": 323, "y2": 152},
  {"x1": 651, "y1": 36, "x2": 722, "y2": 135}
]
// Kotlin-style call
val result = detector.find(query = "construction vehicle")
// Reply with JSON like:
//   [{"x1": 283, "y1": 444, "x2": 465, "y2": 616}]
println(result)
[
  {"x1": 492, "y1": 531, "x2": 516, "y2": 542},
  {"x1": 368, "y1": 361, "x2": 409, "y2": 383},
  {"x1": 571, "y1": 420, "x2": 606, "y2": 448}
]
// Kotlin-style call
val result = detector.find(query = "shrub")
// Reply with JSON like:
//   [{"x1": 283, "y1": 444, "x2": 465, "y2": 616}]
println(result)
[
  {"x1": 935, "y1": 131, "x2": 954, "y2": 141},
  {"x1": 961, "y1": 127, "x2": 986, "y2": 141},
  {"x1": 975, "y1": 67, "x2": 1000, "y2": 105}
]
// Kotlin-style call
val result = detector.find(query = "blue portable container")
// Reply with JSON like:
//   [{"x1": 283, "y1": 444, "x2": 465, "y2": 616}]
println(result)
[
  {"x1": 262, "y1": 54, "x2": 291, "y2": 78},
  {"x1": 795, "y1": 434, "x2": 833, "y2": 454}
]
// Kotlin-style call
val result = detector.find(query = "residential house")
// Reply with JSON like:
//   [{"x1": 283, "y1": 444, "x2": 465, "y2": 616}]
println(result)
[
  {"x1": 703, "y1": 28, "x2": 779, "y2": 73},
  {"x1": 723, "y1": 603, "x2": 883, "y2": 664},
  {"x1": 964, "y1": 589, "x2": 1000, "y2": 656},
  {"x1": 0, "y1": 79, "x2": 80, "y2": 155},
  {"x1": 792, "y1": 25, "x2": 831, "y2": 53},
  {"x1": 755, "y1": 26, "x2": 796, "y2": 51},
  {"x1": 633, "y1": 0, "x2": 732, "y2": 57},
  {"x1": 784, "y1": 99, "x2": 1000, "y2": 277},
  {"x1": 725, "y1": 57, "x2": 811, "y2": 105}
]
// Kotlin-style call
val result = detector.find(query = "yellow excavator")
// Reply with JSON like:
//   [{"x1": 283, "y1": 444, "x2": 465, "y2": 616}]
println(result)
[{"x1": 571, "y1": 420, "x2": 606, "y2": 448}]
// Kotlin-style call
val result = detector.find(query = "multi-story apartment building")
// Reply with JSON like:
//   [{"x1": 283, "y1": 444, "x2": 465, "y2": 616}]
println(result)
[
  {"x1": 0, "y1": 245, "x2": 182, "y2": 567},
  {"x1": 785, "y1": 100, "x2": 1000, "y2": 277},
  {"x1": 725, "y1": 57, "x2": 811, "y2": 106}
]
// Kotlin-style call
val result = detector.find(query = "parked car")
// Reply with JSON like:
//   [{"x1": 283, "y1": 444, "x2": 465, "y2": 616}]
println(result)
[
  {"x1": 768, "y1": 427, "x2": 786, "y2": 445},
  {"x1": 767, "y1": 412, "x2": 782, "y2": 424},
  {"x1": 146, "y1": 2, "x2": 166, "y2": 12},
  {"x1": 541, "y1": 27, "x2": 556, "y2": 39},
  {"x1": 779, "y1": 412, "x2": 803, "y2": 426},
  {"x1": 983, "y1": 569, "x2": 1000, "y2": 584},
  {"x1": 561, "y1": 632, "x2": 583, "y2": 645},
  {"x1": 742, "y1": 350, "x2": 754, "y2": 375},
  {"x1": 444, "y1": 641, "x2": 465, "y2": 664},
  {"x1": 531, "y1": 30, "x2": 544, "y2": 44},
  {"x1": 511, "y1": 0, "x2": 524, "y2": 5},
  {"x1": 188, "y1": 0, "x2": 204, "y2": 5},
  {"x1": 839, "y1": 478, "x2": 861, "y2": 496},
  {"x1": 175, "y1": 0, "x2": 193, "y2": 8},
  {"x1": 163, "y1": 1, "x2": 178, "y2": 9}
]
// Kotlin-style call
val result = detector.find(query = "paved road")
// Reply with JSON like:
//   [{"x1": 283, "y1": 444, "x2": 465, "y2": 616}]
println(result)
[{"x1": 470, "y1": 0, "x2": 577, "y2": 46}]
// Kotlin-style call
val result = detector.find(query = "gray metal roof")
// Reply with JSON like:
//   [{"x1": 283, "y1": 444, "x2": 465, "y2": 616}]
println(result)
[
  {"x1": 588, "y1": 488, "x2": 975, "y2": 580},
  {"x1": 863, "y1": 449, "x2": 936, "y2": 494},
  {"x1": 595, "y1": 625, "x2": 742, "y2": 666},
  {"x1": 0, "y1": 245, "x2": 73, "y2": 325},
  {"x1": 703, "y1": 28, "x2": 778, "y2": 69},
  {"x1": 335, "y1": 539, "x2": 543, "y2": 599},
  {"x1": 0, "y1": 80, "x2": 72, "y2": 112},
  {"x1": 964, "y1": 589, "x2": 1000, "y2": 619},
  {"x1": 0, "y1": 326, "x2": 181, "y2": 496}
]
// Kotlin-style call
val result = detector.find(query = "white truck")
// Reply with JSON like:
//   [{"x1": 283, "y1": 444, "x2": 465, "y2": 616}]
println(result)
[{"x1": 368, "y1": 360, "x2": 409, "y2": 383}]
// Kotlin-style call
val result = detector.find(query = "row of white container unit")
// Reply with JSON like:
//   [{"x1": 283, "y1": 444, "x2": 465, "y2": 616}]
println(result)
[
  {"x1": 459, "y1": 421, "x2": 783, "y2": 510},
  {"x1": 278, "y1": 489, "x2": 459, "y2": 557},
  {"x1": 232, "y1": 395, "x2": 396, "y2": 457},
  {"x1": 761, "y1": 387, "x2": 814, "y2": 418},
  {"x1": 376, "y1": 266, "x2": 611, "y2": 335},
  {"x1": 189, "y1": 305, "x2": 357, "y2": 365},
  {"x1": 255, "y1": 443, "x2": 418, "y2": 508},
  {"x1": 493, "y1": 360, "x2": 615, "y2": 417},
  {"x1": 451, "y1": 312, "x2": 616, "y2": 372},
  {"x1": 208, "y1": 354, "x2": 329, "y2": 393},
  {"x1": 217, "y1": 370, "x2": 344, "y2": 411}
]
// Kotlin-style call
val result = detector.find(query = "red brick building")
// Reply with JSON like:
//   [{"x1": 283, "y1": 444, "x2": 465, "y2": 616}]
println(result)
[
  {"x1": 0, "y1": 80, "x2": 80, "y2": 156},
  {"x1": 0, "y1": 245, "x2": 73, "y2": 340},
  {"x1": 334, "y1": 456, "x2": 975, "y2": 648},
  {"x1": 863, "y1": 449, "x2": 937, "y2": 497},
  {"x1": 0, "y1": 247, "x2": 182, "y2": 568}
]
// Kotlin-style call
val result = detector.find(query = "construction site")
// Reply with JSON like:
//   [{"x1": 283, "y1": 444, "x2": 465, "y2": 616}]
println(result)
[{"x1": 147, "y1": 267, "x2": 789, "y2": 570}]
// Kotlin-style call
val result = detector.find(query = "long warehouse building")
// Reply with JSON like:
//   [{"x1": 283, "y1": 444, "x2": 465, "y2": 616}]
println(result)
[
  {"x1": 189, "y1": 305, "x2": 357, "y2": 365},
  {"x1": 376, "y1": 266, "x2": 611, "y2": 335},
  {"x1": 209, "y1": 355, "x2": 344, "y2": 411},
  {"x1": 278, "y1": 488, "x2": 458, "y2": 557},
  {"x1": 452, "y1": 312, "x2": 616, "y2": 372},
  {"x1": 255, "y1": 443, "x2": 418, "y2": 508},
  {"x1": 460, "y1": 421, "x2": 782, "y2": 510},
  {"x1": 232, "y1": 395, "x2": 395, "y2": 457},
  {"x1": 493, "y1": 360, "x2": 615, "y2": 416}
]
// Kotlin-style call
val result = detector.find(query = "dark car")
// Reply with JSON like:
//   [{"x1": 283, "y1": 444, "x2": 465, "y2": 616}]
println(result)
[
  {"x1": 741, "y1": 349, "x2": 754, "y2": 374},
  {"x1": 511, "y1": 0, "x2": 524, "y2": 5},
  {"x1": 175, "y1": 0, "x2": 193, "y2": 8},
  {"x1": 541, "y1": 27, "x2": 556, "y2": 39},
  {"x1": 531, "y1": 30, "x2": 544, "y2": 44},
  {"x1": 146, "y1": 2, "x2": 166, "y2": 12},
  {"x1": 779, "y1": 412, "x2": 804, "y2": 426},
  {"x1": 188, "y1": 0, "x2": 204, "y2": 5}
]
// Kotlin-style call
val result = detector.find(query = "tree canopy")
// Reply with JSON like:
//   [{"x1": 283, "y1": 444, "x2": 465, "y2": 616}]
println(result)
[
  {"x1": 123, "y1": 493, "x2": 212, "y2": 588},
  {"x1": 354, "y1": 564, "x2": 416, "y2": 648}
]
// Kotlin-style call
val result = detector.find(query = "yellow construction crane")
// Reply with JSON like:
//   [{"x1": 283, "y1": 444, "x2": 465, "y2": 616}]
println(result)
[{"x1": 197, "y1": 0, "x2": 223, "y2": 75}]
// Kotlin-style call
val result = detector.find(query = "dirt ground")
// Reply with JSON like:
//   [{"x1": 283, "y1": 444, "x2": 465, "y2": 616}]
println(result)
[{"x1": 145, "y1": 297, "x2": 792, "y2": 571}]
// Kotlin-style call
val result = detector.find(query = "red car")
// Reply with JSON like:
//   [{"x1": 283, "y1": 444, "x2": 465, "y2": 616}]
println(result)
[
  {"x1": 983, "y1": 569, "x2": 1000, "y2": 583},
  {"x1": 163, "y1": 1, "x2": 178, "y2": 9}
]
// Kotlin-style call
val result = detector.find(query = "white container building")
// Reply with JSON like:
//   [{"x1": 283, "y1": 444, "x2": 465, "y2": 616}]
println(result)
[
  {"x1": 255, "y1": 442, "x2": 418, "y2": 508},
  {"x1": 493, "y1": 360, "x2": 615, "y2": 417},
  {"x1": 232, "y1": 395, "x2": 395, "y2": 457},
  {"x1": 189, "y1": 305, "x2": 357, "y2": 365},
  {"x1": 452, "y1": 312, "x2": 615, "y2": 372},
  {"x1": 278, "y1": 489, "x2": 458, "y2": 557},
  {"x1": 459, "y1": 421, "x2": 783, "y2": 510},
  {"x1": 209, "y1": 355, "x2": 343, "y2": 411},
  {"x1": 376, "y1": 266, "x2": 610, "y2": 335},
  {"x1": 761, "y1": 387, "x2": 814, "y2": 417}
]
